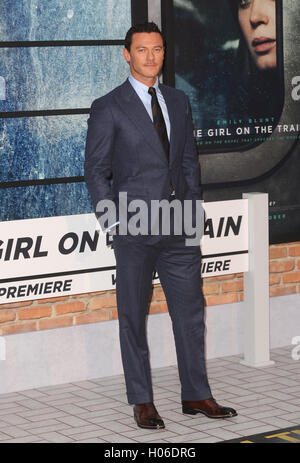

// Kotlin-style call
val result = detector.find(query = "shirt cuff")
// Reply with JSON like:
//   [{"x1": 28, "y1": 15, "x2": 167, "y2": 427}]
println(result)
[{"x1": 105, "y1": 221, "x2": 120, "y2": 234}]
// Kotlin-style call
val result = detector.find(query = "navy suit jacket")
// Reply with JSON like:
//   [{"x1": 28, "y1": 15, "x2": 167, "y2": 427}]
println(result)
[{"x1": 84, "y1": 78, "x2": 201, "y2": 229}]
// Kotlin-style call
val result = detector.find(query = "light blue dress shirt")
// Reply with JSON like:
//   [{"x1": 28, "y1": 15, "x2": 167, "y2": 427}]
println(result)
[{"x1": 128, "y1": 73, "x2": 171, "y2": 140}]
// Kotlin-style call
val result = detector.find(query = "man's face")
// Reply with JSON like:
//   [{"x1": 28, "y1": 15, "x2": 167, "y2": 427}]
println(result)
[
  {"x1": 123, "y1": 32, "x2": 164, "y2": 85},
  {"x1": 238, "y1": 0, "x2": 277, "y2": 70}
]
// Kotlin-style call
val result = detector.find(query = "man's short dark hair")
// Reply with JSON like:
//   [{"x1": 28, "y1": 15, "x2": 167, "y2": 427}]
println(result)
[{"x1": 124, "y1": 22, "x2": 165, "y2": 51}]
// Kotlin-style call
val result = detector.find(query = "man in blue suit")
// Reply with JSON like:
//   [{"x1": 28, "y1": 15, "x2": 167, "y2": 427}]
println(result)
[{"x1": 84, "y1": 22, "x2": 237, "y2": 429}]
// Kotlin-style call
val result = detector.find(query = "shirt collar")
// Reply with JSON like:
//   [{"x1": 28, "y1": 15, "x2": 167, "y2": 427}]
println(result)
[{"x1": 128, "y1": 73, "x2": 159, "y2": 95}]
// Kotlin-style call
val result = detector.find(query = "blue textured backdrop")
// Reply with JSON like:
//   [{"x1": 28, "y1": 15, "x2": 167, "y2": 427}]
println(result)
[
  {"x1": 0, "y1": 0, "x2": 131, "y2": 221},
  {"x1": 0, "y1": 0, "x2": 130, "y2": 41}
]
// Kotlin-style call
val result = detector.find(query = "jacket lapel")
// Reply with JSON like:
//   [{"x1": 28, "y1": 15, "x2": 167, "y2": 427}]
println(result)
[{"x1": 115, "y1": 80, "x2": 168, "y2": 165}]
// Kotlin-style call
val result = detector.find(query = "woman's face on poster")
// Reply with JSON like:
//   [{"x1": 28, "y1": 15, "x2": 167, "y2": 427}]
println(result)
[{"x1": 238, "y1": 0, "x2": 277, "y2": 70}]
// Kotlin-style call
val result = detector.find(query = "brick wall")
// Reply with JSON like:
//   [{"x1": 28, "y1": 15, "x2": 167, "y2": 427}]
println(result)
[{"x1": 1, "y1": 242, "x2": 299, "y2": 336}]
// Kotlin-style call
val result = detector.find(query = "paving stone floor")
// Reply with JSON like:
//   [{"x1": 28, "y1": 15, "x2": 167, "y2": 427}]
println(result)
[{"x1": 0, "y1": 345, "x2": 299, "y2": 443}]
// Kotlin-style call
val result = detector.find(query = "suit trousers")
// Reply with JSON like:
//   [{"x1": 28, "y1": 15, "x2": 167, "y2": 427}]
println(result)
[{"x1": 113, "y1": 230, "x2": 212, "y2": 405}]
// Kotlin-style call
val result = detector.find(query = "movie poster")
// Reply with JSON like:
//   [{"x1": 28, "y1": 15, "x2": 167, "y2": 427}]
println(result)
[{"x1": 165, "y1": 0, "x2": 300, "y2": 244}]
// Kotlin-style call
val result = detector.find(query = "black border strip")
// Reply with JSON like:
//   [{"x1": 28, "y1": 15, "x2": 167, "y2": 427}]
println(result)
[
  {"x1": 222, "y1": 424, "x2": 300, "y2": 443},
  {"x1": 0, "y1": 251, "x2": 248, "y2": 284},
  {"x1": 0, "y1": 266, "x2": 116, "y2": 284},
  {"x1": 131, "y1": 0, "x2": 148, "y2": 24},
  {"x1": 0, "y1": 108, "x2": 90, "y2": 118},
  {"x1": 161, "y1": 0, "x2": 175, "y2": 87},
  {"x1": 0, "y1": 176, "x2": 84, "y2": 189},
  {"x1": 202, "y1": 250, "x2": 248, "y2": 259},
  {"x1": 0, "y1": 40, "x2": 124, "y2": 48}
]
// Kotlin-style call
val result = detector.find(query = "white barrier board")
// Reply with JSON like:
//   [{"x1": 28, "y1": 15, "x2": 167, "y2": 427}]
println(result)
[{"x1": 0, "y1": 199, "x2": 248, "y2": 303}]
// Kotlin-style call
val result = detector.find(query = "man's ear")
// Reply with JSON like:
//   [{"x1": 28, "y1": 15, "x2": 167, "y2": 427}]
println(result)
[{"x1": 123, "y1": 47, "x2": 130, "y2": 64}]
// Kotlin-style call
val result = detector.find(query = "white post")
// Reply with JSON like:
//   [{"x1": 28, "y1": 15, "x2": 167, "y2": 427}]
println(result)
[
  {"x1": 241, "y1": 193, "x2": 275, "y2": 367},
  {"x1": 0, "y1": 336, "x2": 6, "y2": 361}
]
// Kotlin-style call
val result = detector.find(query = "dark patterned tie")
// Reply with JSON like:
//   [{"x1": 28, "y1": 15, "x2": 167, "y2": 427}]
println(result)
[{"x1": 148, "y1": 86, "x2": 170, "y2": 161}]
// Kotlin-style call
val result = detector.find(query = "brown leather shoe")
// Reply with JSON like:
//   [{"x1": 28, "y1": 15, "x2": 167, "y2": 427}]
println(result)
[
  {"x1": 134, "y1": 402, "x2": 165, "y2": 429},
  {"x1": 182, "y1": 398, "x2": 237, "y2": 419}
]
